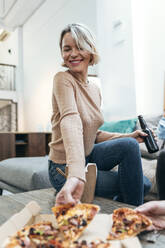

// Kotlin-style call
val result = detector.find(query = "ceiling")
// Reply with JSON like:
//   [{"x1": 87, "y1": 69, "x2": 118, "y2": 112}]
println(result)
[{"x1": 0, "y1": 0, "x2": 46, "y2": 31}]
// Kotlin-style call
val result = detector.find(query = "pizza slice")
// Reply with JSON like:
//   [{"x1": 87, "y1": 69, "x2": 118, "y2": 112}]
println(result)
[
  {"x1": 52, "y1": 203, "x2": 100, "y2": 242},
  {"x1": 4, "y1": 222, "x2": 67, "y2": 248},
  {"x1": 107, "y1": 207, "x2": 152, "y2": 240}
]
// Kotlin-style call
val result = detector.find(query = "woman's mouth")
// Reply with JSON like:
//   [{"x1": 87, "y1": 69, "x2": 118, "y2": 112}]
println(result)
[{"x1": 69, "y1": 59, "x2": 83, "y2": 66}]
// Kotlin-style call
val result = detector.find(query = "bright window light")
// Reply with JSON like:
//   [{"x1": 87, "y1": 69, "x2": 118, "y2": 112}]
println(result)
[{"x1": 0, "y1": 29, "x2": 4, "y2": 35}]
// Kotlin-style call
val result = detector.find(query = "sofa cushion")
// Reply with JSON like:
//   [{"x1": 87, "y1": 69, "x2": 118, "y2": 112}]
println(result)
[
  {"x1": 141, "y1": 158, "x2": 157, "y2": 194},
  {"x1": 0, "y1": 156, "x2": 51, "y2": 191},
  {"x1": 99, "y1": 118, "x2": 137, "y2": 133}
]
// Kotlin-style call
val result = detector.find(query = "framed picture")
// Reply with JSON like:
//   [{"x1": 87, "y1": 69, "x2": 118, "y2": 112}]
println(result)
[
  {"x1": 0, "y1": 63, "x2": 16, "y2": 91},
  {"x1": 0, "y1": 99, "x2": 17, "y2": 131}
]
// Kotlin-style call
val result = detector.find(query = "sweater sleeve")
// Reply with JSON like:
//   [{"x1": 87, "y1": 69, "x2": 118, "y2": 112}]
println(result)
[
  {"x1": 95, "y1": 130, "x2": 126, "y2": 143},
  {"x1": 53, "y1": 72, "x2": 86, "y2": 181}
]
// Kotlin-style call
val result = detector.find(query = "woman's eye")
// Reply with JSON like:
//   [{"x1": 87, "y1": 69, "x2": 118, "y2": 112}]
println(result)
[
  {"x1": 63, "y1": 47, "x2": 71, "y2": 52},
  {"x1": 79, "y1": 47, "x2": 84, "y2": 51}
]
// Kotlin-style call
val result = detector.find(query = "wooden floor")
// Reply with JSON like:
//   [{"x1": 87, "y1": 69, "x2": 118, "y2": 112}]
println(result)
[{"x1": 0, "y1": 188, "x2": 164, "y2": 247}]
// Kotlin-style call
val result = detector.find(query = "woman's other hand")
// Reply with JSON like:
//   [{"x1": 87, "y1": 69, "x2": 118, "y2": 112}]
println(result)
[
  {"x1": 55, "y1": 177, "x2": 85, "y2": 206},
  {"x1": 129, "y1": 130, "x2": 147, "y2": 143},
  {"x1": 136, "y1": 201, "x2": 165, "y2": 230}
]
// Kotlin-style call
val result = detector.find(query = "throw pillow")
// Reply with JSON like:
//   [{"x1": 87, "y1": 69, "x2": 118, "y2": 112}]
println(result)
[{"x1": 99, "y1": 118, "x2": 137, "y2": 133}]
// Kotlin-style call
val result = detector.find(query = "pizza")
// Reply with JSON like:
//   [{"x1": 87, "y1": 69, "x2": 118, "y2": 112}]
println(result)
[
  {"x1": 52, "y1": 203, "x2": 100, "y2": 242},
  {"x1": 107, "y1": 207, "x2": 152, "y2": 240},
  {"x1": 70, "y1": 239, "x2": 111, "y2": 248},
  {"x1": 4, "y1": 221, "x2": 68, "y2": 248},
  {"x1": 4, "y1": 203, "x2": 100, "y2": 248}
]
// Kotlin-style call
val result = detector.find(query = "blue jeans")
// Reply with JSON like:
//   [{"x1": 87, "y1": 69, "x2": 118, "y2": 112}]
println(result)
[
  {"x1": 48, "y1": 137, "x2": 151, "y2": 206},
  {"x1": 156, "y1": 150, "x2": 165, "y2": 199}
]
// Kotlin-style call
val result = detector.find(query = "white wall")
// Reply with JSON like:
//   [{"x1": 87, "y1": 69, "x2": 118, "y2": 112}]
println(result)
[
  {"x1": 0, "y1": 29, "x2": 18, "y2": 65},
  {"x1": 23, "y1": 0, "x2": 97, "y2": 132},
  {"x1": 97, "y1": 0, "x2": 136, "y2": 121},
  {"x1": 132, "y1": 0, "x2": 165, "y2": 116}
]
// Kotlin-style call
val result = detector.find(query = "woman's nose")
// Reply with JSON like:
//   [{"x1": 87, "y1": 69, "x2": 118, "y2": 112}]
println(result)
[{"x1": 70, "y1": 48, "x2": 79, "y2": 57}]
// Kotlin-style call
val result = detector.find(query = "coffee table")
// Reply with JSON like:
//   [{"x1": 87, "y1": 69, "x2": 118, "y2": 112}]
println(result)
[{"x1": 0, "y1": 188, "x2": 164, "y2": 247}]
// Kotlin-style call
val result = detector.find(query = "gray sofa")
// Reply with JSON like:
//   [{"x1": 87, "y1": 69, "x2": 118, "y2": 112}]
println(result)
[
  {"x1": 0, "y1": 156, "x2": 51, "y2": 195},
  {"x1": 0, "y1": 115, "x2": 163, "y2": 200}
]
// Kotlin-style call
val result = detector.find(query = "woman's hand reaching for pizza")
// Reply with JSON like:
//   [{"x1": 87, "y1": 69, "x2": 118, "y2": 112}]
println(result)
[
  {"x1": 55, "y1": 177, "x2": 85, "y2": 206},
  {"x1": 136, "y1": 201, "x2": 165, "y2": 230}
]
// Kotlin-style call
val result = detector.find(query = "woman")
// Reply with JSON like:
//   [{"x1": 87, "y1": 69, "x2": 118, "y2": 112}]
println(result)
[
  {"x1": 156, "y1": 150, "x2": 165, "y2": 200},
  {"x1": 156, "y1": 116, "x2": 165, "y2": 200},
  {"x1": 48, "y1": 23, "x2": 151, "y2": 206}
]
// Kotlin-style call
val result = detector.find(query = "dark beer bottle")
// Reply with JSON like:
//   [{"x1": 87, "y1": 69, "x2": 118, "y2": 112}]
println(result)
[{"x1": 138, "y1": 115, "x2": 159, "y2": 153}]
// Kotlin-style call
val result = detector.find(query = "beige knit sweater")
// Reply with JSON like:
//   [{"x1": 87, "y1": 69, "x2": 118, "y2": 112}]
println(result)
[{"x1": 49, "y1": 70, "x2": 125, "y2": 181}]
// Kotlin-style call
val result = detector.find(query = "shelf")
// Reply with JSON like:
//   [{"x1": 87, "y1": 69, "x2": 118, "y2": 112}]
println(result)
[
  {"x1": 15, "y1": 141, "x2": 28, "y2": 145},
  {"x1": 0, "y1": 132, "x2": 51, "y2": 160}
]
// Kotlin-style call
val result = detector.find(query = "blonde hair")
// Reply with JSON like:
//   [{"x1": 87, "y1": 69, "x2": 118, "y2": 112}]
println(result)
[{"x1": 60, "y1": 23, "x2": 99, "y2": 66}]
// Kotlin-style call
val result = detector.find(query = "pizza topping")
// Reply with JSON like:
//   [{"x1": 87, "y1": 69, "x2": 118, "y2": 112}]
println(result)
[
  {"x1": 122, "y1": 218, "x2": 133, "y2": 226},
  {"x1": 55, "y1": 203, "x2": 75, "y2": 219},
  {"x1": 69, "y1": 217, "x2": 79, "y2": 226},
  {"x1": 70, "y1": 239, "x2": 111, "y2": 248},
  {"x1": 29, "y1": 227, "x2": 35, "y2": 235},
  {"x1": 22, "y1": 237, "x2": 31, "y2": 246},
  {"x1": 19, "y1": 240, "x2": 24, "y2": 246},
  {"x1": 60, "y1": 225, "x2": 68, "y2": 232},
  {"x1": 61, "y1": 209, "x2": 67, "y2": 215},
  {"x1": 60, "y1": 219, "x2": 69, "y2": 226},
  {"x1": 81, "y1": 219, "x2": 87, "y2": 226}
]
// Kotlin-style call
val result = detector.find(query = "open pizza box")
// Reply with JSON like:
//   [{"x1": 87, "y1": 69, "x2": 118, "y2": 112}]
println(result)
[{"x1": 0, "y1": 201, "x2": 142, "y2": 248}]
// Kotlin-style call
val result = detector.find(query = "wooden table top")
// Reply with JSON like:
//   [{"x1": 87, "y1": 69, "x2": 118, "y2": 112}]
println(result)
[{"x1": 0, "y1": 188, "x2": 164, "y2": 247}]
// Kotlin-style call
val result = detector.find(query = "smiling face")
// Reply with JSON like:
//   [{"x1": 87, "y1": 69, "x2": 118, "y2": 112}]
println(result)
[{"x1": 61, "y1": 32, "x2": 91, "y2": 77}]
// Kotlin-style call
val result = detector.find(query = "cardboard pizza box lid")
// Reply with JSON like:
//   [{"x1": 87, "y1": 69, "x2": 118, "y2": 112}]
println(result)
[
  {"x1": 121, "y1": 237, "x2": 142, "y2": 248},
  {"x1": 0, "y1": 201, "x2": 41, "y2": 246},
  {"x1": 65, "y1": 163, "x2": 97, "y2": 203},
  {"x1": 0, "y1": 201, "x2": 142, "y2": 248}
]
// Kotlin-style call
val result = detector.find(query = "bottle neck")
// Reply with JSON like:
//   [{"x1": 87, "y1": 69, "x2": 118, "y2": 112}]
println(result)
[{"x1": 138, "y1": 115, "x2": 147, "y2": 129}]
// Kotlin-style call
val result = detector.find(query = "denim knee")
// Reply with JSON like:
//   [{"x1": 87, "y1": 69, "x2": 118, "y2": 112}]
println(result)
[
  {"x1": 121, "y1": 137, "x2": 140, "y2": 154},
  {"x1": 126, "y1": 137, "x2": 139, "y2": 148}
]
